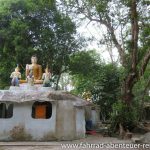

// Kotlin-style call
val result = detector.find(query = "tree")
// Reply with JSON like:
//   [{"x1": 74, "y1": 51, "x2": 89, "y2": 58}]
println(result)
[
  {"x1": 0, "y1": 0, "x2": 81, "y2": 88},
  {"x1": 61, "y1": 0, "x2": 150, "y2": 105},
  {"x1": 133, "y1": 63, "x2": 150, "y2": 120},
  {"x1": 69, "y1": 50, "x2": 120, "y2": 120}
]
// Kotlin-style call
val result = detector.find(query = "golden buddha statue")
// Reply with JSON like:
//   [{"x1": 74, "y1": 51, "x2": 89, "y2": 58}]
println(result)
[{"x1": 26, "y1": 55, "x2": 43, "y2": 84}]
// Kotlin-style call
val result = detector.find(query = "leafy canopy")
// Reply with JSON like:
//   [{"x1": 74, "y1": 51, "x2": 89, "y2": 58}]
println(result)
[{"x1": 0, "y1": 0, "x2": 81, "y2": 88}]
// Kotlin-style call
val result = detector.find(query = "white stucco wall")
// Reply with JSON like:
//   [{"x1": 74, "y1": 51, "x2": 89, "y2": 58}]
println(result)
[
  {"x1": 91, "y1": 110, "x2": 99, "y2": 127},
  {"x1": 0, "y1": 101, "x2": 57, "y2": 141},
  {"x1": 56, "y1": 100, "x2": 76, "y2": 140},
  {"x1": 0, "y1": 86, "x2": 88, "y2": 141},
  {"x1": 75, "y1": 107, "x2": 85, "y2": 139}
]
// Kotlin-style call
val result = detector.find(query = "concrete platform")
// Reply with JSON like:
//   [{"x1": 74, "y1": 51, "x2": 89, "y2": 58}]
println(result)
[
  {"x1": 9, "y1": 84, "x2": 54, "y2": 91},
  {"x1": 0, "y1": 142, "x2": 60, "y2": 146}
]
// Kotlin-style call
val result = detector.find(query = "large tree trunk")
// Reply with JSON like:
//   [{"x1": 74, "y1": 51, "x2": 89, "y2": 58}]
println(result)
[
  {"x1": 122, "y1": 0, "x2": 139, "y2": 105},
  {"x1": 122, "y1": 72, "x2": 136, "y2": 105}
]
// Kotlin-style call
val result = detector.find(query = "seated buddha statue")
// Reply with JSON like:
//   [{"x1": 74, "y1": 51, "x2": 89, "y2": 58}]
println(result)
[{"x1": 25, "y1": 55, "x2": 43, "y2": 84}]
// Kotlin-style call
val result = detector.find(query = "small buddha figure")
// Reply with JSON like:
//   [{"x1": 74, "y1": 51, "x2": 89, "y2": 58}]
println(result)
[
  {"x1": 10, "y1": 66, "x2": 21, "y2": 86},
  {"x1": 42, "y1": 67, "x2": 52, "y2": 87},
  {"x1": 26, "y1": 55, "x2": 42, "y2": 83}
]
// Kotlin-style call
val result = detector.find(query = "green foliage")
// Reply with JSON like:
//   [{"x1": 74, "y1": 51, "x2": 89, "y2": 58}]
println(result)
[
  {"x1": 69, "y1": 50, "x2": 102, "y2": 94},
  {"x1": 69, "y1": 50, "x2": 101, "y2": 76},
  {"x1": 92, "y1": 64, "x2": 121, "y2": 120},
  {"x1": 110, "y1": 100, "x2": 138, "y2": 132},
  {"x1": 133, "y1": 63, "x2": 150, "y2": 120},
  {"x1": 0, "y1": 0, "x2": 81, "y2": 88},
  {"x1": 70, "y1": 50, "x2": 120, "y2": 120}
]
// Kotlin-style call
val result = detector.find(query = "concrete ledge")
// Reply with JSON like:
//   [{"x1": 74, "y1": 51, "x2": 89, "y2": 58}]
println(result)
[
  {"x1": 9, "y1": 84, "x2": 54, "y2": 91},
  {"x1": 0, "y1": 142, "x2": 61, "y2": 146},
  {"x1": 131, "y1": 137, "x2": 141, "y2": 143}
]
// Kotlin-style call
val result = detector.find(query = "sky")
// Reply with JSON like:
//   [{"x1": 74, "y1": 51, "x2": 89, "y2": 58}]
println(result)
[{"x1": 76, "y1": 20, "x2": 119, "y2": 63}]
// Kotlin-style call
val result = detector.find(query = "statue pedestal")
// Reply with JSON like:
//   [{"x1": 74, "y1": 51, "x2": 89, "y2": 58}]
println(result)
[
  {"x1": 9, "y1": 83, "x2": 54, "y2": 92},
  {"x1": 20, "y1": 80, "x2": 43, "y2": 84}
]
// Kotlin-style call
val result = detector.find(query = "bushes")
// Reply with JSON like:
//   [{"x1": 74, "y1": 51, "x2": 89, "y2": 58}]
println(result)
[{"x1": 110, "y1": 101, "x2": 138, "y2": 132}]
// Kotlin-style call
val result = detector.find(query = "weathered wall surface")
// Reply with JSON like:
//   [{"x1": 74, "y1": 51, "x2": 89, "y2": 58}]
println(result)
[
  {"x1": 55, "y1": 100, "x2": 76, "y2": 140},
  {"x1": 85, "y1": 105, "x2": 100, "y2": 128},
  {"x1": 0, "y1": 100, "x2": 86, "y2": 141},
  {"x1": 0, "y1": 86, "x2": 88, "y2": 141},
  {"x1": 75, "y1": 107, "x2": 85, "y2": 139},
  {"x1": 0, "y1": 101, "x2": 56, "y2": 141},
  {"x1": 91, "y1": 108, "x2": 100, "y2": 127},
  {"x1": 85, "y1": 106, "x2": 92, "y2": 121}
]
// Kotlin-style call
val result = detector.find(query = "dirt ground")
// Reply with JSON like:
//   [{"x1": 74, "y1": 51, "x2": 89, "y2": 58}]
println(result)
[{"x1": 0, "y1": 134, "x2": 148, "y2": 150}]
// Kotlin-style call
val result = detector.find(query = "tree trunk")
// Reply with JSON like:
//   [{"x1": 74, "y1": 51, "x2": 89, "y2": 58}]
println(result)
[
  {"x1": 122, "y1": 77, "x2": 134, "y2": 105},
  {"x1": 122, "y1": 71, "x2": 137, "y2": 105},
  {"x1": 55, "y1": 74, "x2": 61, "y2": 90},
  {"x1": 122, "y1": 0, "x2": 139, "y2": 105}
]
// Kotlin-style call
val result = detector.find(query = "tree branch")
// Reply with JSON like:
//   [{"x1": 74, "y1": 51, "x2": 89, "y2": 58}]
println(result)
[
  {"x1": 72, "y1": 0, "x2": 127, "y2": 65},
  {"x1": 139, "y1": 49, "x2": 150, "y2": 78},
  {"x1": 82, "y1": 12, "x2": 126, "y2": 66}
]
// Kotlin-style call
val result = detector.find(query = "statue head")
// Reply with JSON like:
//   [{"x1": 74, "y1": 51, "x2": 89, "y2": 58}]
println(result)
[
  {"x1": 15, "y1": 68, "x2": 19, "y2": 72},
  {"x1": 15, "y1": 65, "x2": 20, "y2": 72},
  {"x1": 45, "y1": 64, "x2": 50, "y2": 73},
  {"x1": 45, "y1": 68, "x2": 50, "y2": 73},
  {"x1": 31, "y1": 55, "x2": 38, "y2": 64}
]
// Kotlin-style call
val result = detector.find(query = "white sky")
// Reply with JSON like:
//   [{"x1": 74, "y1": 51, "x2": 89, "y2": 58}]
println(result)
[{"x1": 76, "y1": 20, "x2": 119, "y2": 63}]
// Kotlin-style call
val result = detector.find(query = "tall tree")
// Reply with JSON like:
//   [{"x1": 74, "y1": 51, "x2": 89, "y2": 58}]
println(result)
[{"x1": 61, "y1": 0, "x2": 150, "y2": 105}]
